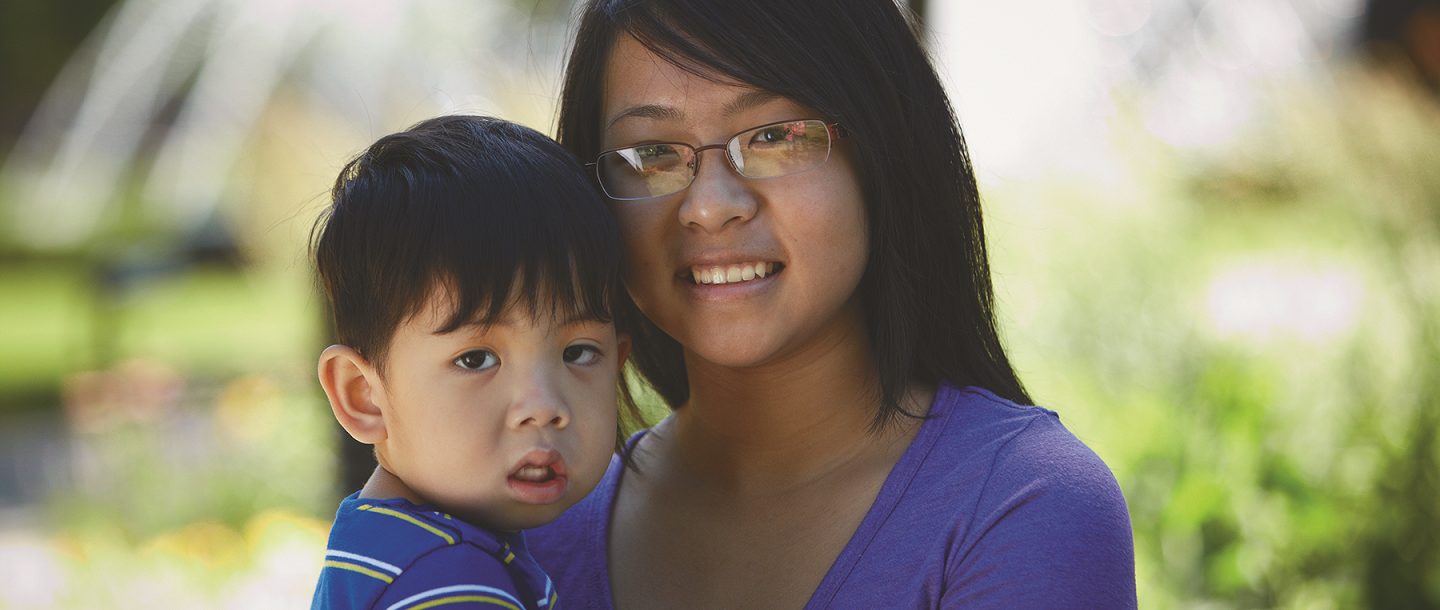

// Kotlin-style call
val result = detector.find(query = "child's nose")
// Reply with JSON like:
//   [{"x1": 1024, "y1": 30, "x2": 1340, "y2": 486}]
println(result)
[
  {"x1": 512, "y1": 407, "x2": 569, "y2": 429},
  {"x1": 508, "y1": 373, "x2": 571, "y2": 429}
]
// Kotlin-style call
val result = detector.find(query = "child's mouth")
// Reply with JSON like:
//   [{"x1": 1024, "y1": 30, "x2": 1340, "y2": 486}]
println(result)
[
  {"x1": 511, "y1": 464, "x2": 557, "y2": 483},
  {"x1": 506, "y1": 450, "x2": 569, "y2": 504}
]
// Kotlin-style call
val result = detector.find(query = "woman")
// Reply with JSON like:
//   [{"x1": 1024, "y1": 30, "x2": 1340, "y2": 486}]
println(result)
[{"x1": 528, "y1": 0, "x2": 1136, "y2": 608}]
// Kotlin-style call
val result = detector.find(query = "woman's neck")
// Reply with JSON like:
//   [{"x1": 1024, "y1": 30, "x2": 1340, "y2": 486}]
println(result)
[{"x1": 665, "y1": 312, "x2": 931, "y2": 495}]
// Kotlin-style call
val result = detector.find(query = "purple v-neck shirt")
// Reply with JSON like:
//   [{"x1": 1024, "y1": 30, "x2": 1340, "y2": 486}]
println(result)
[{"x1": 527, "y1": 384, "x2": 1136, "y2": 609}]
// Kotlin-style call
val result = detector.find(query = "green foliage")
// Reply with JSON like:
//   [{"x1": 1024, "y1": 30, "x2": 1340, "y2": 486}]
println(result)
[
  {"x1": 0, "y1": 261, "x2": 88, "y2": 408},
  {"x1": 45, "y1": 373, "x2": 337, "y2": 540},
  {"x1": 0, "y1": 262, "x2": 319, "y2": 409},
  {"x1": 988, "y1": 66, "x2": 1440, "y2": 609}
]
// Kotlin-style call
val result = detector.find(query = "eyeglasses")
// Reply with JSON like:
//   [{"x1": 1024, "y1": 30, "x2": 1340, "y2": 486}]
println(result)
[{"x1": 589, "y1": 119, "x2": 848, "y2": 201}]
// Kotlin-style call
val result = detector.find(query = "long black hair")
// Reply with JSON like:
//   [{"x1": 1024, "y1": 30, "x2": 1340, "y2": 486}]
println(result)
[{"x1": 559, "y1": 0, "x2": 1031, "y2": 426}]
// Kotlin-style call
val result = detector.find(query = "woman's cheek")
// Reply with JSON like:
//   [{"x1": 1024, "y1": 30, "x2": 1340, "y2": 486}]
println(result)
[{"x1": 613, "y1": 205, "x2": 666, "y2": 302}]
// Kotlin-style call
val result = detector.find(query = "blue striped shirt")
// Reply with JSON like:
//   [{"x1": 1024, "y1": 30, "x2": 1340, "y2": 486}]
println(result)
[{"x1": 312, "y1": 493, "x2": 558, "y2": 610}]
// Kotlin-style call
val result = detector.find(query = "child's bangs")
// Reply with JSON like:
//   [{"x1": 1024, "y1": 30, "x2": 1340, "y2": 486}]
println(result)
[
  {"x1": 423, "y1": 154, "x2": 622, "y2": 335},
  {"x1": 433, "y1": 257, "x2": 618, "y2": 334}
]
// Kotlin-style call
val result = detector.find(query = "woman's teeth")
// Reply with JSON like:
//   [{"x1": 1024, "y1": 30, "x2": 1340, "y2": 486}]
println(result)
[{"x1": 691, "y1": 262, "x2": 777, "y2": 285}]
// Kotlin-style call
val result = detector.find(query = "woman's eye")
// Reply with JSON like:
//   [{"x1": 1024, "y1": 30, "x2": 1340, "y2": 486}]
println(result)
[
  {"x1": 636, "y1": 144, "x2": 678, "y2": 160},
  {"x1": 454, "y1": 350, "x2": 498, "y2": 371},
  {"x1": 563, "y1": 345, "x2": 601, "y2": 365},
  {"x1": 747, "y1": 125, "x2": 799, "y2": 148},
  {"x1": 750, "y1": 127, "x2": 785, "y2": 144}
]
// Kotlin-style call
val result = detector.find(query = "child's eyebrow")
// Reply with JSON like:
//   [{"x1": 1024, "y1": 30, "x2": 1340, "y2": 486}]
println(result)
[
  {"x1": 553, "y1": 310, "x2": 610, "y2": 329},
  {"x1": 442, "y1": 309, "x2": 608, "y2": 334}
]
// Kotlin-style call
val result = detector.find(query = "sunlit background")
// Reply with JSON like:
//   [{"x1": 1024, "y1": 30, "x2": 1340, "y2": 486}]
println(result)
[{"x1": 0, "y1": 0, "x2": 1436, "y2": 608}]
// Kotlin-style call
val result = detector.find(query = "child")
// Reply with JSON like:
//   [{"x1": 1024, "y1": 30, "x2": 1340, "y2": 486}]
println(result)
[{"x1": 309, "y1": 115, "x2": 629, "y2": 610}]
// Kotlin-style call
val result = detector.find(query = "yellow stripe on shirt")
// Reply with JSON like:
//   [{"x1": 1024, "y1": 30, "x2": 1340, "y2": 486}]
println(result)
[
  {"x1": 324, "y1": 560, "x2": 396, "y2": 583},
  {"x1": 406, "y1": 595, "x2": 520, "y2": 610},
  {"x1": 356, "y1": 504, "x2": 456, "y2": 545}
]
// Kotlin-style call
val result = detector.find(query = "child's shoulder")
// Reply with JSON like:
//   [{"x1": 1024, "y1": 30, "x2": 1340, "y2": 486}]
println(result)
[
  {"x1": 313, "y1": 494, "x2": 530, "y2": 609},
  {"x1": 328, "y1": 494, "x2": 478, "y2": 561}
]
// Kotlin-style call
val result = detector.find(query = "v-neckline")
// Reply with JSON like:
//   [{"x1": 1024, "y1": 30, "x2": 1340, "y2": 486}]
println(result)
[{"x1": 593, "y1": 384, "x2": 957, "y2": 610}]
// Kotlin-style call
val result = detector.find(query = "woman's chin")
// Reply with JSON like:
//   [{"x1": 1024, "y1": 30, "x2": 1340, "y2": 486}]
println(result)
[
  {"x1": 666, "y1": 304, "x2": 866, "y2": 373},
  {"x1": 680, "y1": 334, "x2": 785, "y2": 371}
]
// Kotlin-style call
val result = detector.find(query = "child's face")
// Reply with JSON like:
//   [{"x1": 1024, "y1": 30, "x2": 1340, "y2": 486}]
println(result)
[{"x1": 372, "y1": 289, "x2": 624, "y2": 530}]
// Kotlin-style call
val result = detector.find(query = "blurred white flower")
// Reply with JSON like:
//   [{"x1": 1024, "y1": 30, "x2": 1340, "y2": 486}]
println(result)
[
  {"x1": 1205, "y1": 259, "x2": 1363, "y2": 344},
  {"x1": 0, "y1": 536, "x2": 66, "y2": 608}
]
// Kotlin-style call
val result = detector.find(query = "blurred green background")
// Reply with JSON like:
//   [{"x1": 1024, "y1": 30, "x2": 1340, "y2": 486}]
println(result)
[{"x1": 0, "y1": 0, "x2": 1436, "y2": 608}]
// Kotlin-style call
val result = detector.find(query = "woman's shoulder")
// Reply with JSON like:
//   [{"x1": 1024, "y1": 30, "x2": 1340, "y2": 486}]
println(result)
[
  {"x1": 904, "y1": 384, "x2": 1136, "y2": 606},
  {"x1": 923, "y1": 384, "x2": 1128, "y2": 514},
  {"x1": 787, "y1": 386, "x2": 1137, "y2": 608}
]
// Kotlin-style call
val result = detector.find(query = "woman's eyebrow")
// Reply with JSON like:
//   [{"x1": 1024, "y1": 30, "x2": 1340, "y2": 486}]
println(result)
[
  {"x1": 607, "y1": 104, "x2": 682, "y2": 130},
  {"x1": 605, "y1": 90, "x2": 782, "y2": 131},
  {"x1": 721, "y1": 90, "x2": 780, "y2": 118}
]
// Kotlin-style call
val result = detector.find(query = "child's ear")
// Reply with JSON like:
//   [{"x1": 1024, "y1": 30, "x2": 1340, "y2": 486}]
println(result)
[
  {"x1": 318, "y1": 345, "x2": 388, "y2": 444},
  {"x1": 614, "y1": 332, "x2": 632, "y2": 375}
]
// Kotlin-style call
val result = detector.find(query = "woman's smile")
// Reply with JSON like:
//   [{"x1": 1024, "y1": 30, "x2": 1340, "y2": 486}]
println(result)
[
  {"x1": 603, "y1": 36, "x2": 870, "y2": 370},
  {"x1": 686, "y1": 261, "x2": 780, "y2": 285}
]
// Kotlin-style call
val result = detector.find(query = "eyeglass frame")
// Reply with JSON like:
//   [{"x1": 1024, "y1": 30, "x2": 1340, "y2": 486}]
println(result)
[{"x1": 586, "y1": 119, "x2": 850, "y2": 201}]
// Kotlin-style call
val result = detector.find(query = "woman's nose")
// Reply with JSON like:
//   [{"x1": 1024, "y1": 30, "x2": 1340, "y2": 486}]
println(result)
[{"x1": 677, "y1": 148, "x2": 759, "y2": 233}]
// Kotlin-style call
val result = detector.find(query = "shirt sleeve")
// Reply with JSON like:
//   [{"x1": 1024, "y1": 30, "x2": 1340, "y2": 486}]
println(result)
[
  {"x1": 941, "y1": 414, "x2": 1137, "y2": 610},
  {"x1": 373, "y1": 544, "x2": 532, "y2": 610}
]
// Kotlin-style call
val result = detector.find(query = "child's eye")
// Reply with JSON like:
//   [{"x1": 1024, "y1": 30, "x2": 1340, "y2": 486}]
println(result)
[
  {"x1": 454, "y1": 350, "x2": 498, "y2": 371},
  {"x1": 563, "y1": 344, "x2": 601, "y2": 365}
]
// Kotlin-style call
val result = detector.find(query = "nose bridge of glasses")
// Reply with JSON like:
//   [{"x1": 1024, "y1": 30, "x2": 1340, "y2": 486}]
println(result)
[{"x1": 690, "y1": 141, "x2": 746, "y2": 176}]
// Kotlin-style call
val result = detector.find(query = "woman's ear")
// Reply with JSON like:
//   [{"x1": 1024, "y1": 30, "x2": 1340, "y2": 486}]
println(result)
[{"x1": 318, "y1": 345, "x2": 388, "y2": 444}]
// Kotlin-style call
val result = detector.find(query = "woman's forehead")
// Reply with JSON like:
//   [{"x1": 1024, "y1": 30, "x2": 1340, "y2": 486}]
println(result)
[{"x1": 600, "y1": 36, "x2": 790, "y2": 131}]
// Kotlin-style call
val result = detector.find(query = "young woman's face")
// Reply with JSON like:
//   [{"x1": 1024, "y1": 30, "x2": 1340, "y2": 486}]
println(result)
[{"x1": 599, "y1": 37, "x2": 870, "y2": 371}]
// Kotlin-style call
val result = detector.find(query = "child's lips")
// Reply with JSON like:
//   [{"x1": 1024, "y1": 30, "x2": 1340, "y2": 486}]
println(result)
[{"x1": 507, "y1": 449, "x2": 568, "y2": 505}]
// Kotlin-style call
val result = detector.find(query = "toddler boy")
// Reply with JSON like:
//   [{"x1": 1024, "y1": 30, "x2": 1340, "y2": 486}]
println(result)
[{"x1": 309, "y1": 115, "x2": 629, "y2": 610}]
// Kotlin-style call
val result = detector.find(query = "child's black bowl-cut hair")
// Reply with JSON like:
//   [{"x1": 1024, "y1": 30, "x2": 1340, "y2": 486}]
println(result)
[{"x1": 313, "y1": 115, "x2": 624, "y2": 374}]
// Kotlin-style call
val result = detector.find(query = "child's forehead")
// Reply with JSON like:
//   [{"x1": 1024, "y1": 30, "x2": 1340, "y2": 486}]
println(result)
[{"x1": 412, "y1": 282, "x2": 606, "y2": 334}]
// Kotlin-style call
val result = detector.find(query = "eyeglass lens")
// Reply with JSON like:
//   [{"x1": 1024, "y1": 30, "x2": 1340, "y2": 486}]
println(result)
[{"x1": 596, "y1": 119, "x2": 834, "y2": 200}]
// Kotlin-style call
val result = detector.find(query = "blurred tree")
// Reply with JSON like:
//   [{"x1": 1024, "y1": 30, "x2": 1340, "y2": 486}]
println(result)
[
  {"x1": 1363, "y1": 0, "x2": 1440, "y2": 87},
  {"x1": 1355, "y1": 4, "x2": 1440, "y2": 609},
  {"x1": 0, "y1": 0, "x2": 120, "y2": 162}
]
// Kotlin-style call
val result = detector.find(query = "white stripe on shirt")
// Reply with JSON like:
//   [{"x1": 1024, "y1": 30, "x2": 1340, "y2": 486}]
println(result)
[{"x1": 325, "y1": 549, "x2": 403, "y2": 575}]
